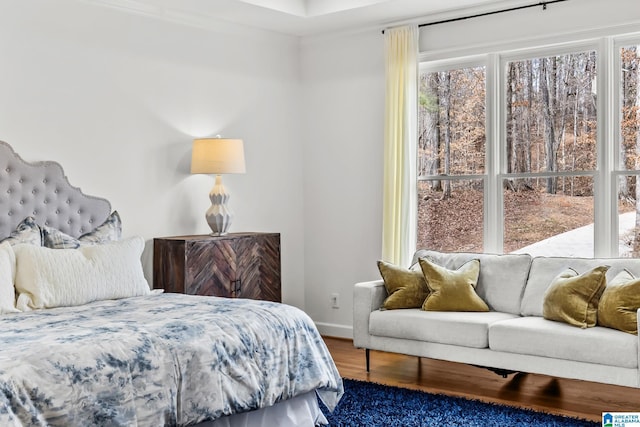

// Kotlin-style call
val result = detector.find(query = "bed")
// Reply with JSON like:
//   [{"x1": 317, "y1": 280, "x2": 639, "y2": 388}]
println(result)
[{"x1": 0, "y1": 140, "x2": 343, "y2": 426}]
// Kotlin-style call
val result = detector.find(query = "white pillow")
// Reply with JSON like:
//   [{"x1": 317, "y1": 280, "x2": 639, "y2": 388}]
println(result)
[
  {"x1": 14, "y1": 236, "x2": 150, "y2": 310},
  {"x1": 0, "y1": 242, "x2": 19, "y2": 314}
]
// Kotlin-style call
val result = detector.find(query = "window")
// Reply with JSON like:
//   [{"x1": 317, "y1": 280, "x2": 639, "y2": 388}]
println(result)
[
  {"x1": 417, "y1": 64, "x2": 486, "y2": 252},
  {"x1": 417, "y1": 37, "x2": 640, "y2": 257},
  {"x1": 503, "y1": 50, "x2": 597, "y2": 257}
]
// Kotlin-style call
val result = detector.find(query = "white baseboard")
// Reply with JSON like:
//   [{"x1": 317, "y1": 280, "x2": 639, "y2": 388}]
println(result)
[{"x1": 315, "y1": 321, "x2": 353, "y2": 339}]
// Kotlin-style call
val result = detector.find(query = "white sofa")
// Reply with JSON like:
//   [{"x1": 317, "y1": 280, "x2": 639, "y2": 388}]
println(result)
[{"x1": 353, "y1": 250, "x2": 640, "y2": 388}]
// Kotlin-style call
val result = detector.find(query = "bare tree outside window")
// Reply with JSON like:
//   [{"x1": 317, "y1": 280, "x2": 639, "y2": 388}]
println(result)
[
  {"x1": 619, "y1": 46, "x2": 640, "y2": 257},
  {"x1": 503, "y1": 51, "x2": 597, "y2": 256},
  {"x1": 418, "y1": 46, "x2": 640, "y2": 256},
  {"x1": 417, "y1": 66, "x2": 485, "y2": 252}
]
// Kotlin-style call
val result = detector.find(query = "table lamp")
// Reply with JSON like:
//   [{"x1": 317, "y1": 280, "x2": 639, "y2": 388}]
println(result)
[{"x1": 191, "y1": 137, "x2": 246, "y2": 235}]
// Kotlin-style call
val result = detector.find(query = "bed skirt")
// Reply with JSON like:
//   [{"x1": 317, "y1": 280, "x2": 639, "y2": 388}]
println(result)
[{"x1": 196, "y1": 391, "x2": 327, "y2": 427}]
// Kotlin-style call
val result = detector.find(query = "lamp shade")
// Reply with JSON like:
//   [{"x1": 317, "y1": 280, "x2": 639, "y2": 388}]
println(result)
[{"x1": 191, "y1": 138, "x2": 246, "y2": 174}]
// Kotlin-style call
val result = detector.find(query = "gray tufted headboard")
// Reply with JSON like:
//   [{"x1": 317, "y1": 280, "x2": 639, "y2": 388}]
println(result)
[{"x1": 0, "y1": 141, "x2": 112, "y2": 240}]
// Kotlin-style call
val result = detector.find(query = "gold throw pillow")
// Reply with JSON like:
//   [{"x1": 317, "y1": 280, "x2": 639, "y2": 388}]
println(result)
[
  {"x1": 542, "y1": 265, "x2": 609, "y2": 328},
  {"x1": 378, "y1": 260, "x2": 430, "y2": 310},
  {"x1": 598, "y1": 269, "x2": 640, "y2": 335},
  {"x1": 419, "y1": 258, "x2": 488, "y2": 312}
]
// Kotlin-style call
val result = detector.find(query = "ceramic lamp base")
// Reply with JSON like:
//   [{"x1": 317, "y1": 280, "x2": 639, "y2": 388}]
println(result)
[{"x1": 206, "y1": 175, "x2": 233, "y2": 235}]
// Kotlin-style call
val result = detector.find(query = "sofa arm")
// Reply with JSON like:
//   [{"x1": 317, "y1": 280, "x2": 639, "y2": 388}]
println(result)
[{"x1": 353, "y1": 280, "x2": 387, "y2": 349}]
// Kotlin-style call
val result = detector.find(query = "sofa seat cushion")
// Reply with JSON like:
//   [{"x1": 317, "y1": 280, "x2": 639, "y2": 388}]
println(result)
[
  {"x1": 489, "y1": 317, "x2": 638, "y2": 368},
  {"x1": 369, "y1": 309, "x2": 519, "y2": 349}
]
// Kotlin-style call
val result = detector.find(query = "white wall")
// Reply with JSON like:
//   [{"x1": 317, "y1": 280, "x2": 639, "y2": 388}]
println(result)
[
  {"x1": 0, "y1": 1, "x2": 306, "y2": 308},
  {"x1": 301, "y1": 30, "x2": 385, "y2": 337},
  {"x1": 302, "y1": 0, "x2": 640, "y2": 338}
]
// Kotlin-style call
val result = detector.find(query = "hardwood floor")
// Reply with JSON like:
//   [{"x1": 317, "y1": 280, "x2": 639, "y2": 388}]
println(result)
[{"x1": 323, "y1": 336, "x2": 640, "y2": 423}]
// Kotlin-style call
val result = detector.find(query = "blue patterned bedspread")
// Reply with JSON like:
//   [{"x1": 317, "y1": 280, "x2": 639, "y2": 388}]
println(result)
[{"x1": 0, "y1": 293, "x2": 343, "y2": 426}]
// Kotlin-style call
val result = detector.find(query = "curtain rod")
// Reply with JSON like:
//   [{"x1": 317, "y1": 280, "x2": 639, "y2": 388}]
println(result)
[{"x1": 382, "y1": 0, "x2": 569, "y2": 34}]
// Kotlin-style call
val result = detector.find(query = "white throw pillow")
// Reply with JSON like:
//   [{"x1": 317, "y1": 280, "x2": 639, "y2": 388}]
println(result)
[
  {"x1": 14, "y1": 236, "x2": 150, "y2": 310},
  {"x1": 0, "y1": 242, "x2": 19, "y2": 313}
]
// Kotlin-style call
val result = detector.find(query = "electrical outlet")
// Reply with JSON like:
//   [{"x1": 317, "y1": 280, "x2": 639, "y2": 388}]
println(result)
[{"x1": 331, "y1": 293, "x2": 340, "y2": 309}]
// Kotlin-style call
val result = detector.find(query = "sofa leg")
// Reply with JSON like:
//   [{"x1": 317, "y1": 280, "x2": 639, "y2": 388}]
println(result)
[{"x1": 365, "y1": 349, "x2": 370, "y2": 372}]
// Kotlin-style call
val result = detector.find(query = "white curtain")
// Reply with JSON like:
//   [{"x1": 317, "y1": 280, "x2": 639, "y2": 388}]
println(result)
[{"x1": 381, "y1": 25, "x2": 418, "y2": 267}]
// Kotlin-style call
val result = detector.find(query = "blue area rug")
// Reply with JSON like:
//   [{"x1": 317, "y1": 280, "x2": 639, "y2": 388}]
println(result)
[{"x1": 323, "y1": 379, "x2": 598, "y2": 426}]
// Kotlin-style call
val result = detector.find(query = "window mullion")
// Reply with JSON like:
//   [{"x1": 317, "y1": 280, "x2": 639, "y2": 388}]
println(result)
[
  {"x1": 595, "y1": 36, "x2": 616, "y2": 257},
  {"x1": 484, "y1": 53, "x2": 502, "y2": 253}
]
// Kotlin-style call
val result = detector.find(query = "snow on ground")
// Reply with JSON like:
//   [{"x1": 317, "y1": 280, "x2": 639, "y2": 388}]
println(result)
[{"x1": 511, "y1": 211, "x2": 636, "y2": 257}]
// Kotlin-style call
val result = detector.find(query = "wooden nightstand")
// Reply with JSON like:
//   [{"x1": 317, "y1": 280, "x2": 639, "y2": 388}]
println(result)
[{"x1": 153, "y1": 232, "x2": 281, "y2": 302}]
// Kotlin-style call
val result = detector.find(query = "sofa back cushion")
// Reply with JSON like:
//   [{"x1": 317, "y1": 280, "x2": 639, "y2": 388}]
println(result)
[
  {"x1": 521, "y1": 256, "x2": 640, "y2": 317},
  {"x1": 413, "y1": 250, "x2": 532, "y2": 315}
]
